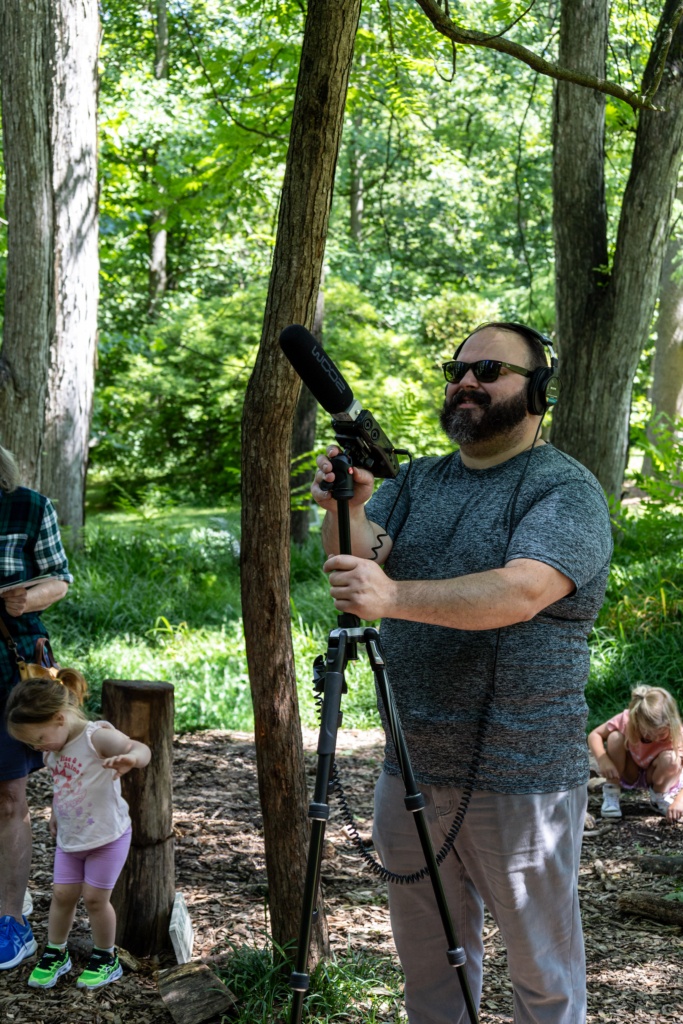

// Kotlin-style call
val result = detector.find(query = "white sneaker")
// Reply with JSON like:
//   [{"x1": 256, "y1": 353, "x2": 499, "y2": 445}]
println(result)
[
  {"x1": 601, "y1": 783, "x2": 622, "y2": 818},
  {"x1": 648, "y1": 786, "x2": 674, "y2": 816}
]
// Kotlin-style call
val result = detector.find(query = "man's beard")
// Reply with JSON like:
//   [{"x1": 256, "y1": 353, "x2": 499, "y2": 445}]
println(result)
[{"x1": 440, "y1": 387, "x2": 529, "y2": 446}]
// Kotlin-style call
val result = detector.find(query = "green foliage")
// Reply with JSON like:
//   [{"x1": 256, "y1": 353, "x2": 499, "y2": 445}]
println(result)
[
  {"x1": 216, "y1": 936, "x2": 404, "y2": 1024},
  {"x1": 630, "y1": 415, "x2": 683, "y2": 510},
  {"x1": 90, "y1": 289, "x2": 263, "y2": 501}
]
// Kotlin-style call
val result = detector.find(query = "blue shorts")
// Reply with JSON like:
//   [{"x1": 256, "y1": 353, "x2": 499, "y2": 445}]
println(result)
[
  {"x1": 0, "y1": 701, "x2": 44, "y2": 781},
  {"x1": 0, "y1": 632, "x2": 54, "y2": 782}
]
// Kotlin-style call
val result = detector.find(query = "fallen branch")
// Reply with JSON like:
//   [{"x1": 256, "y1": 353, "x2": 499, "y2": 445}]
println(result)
[
  {"x1": 158, "y1": 962, "x2": 238, "y2": 1024},
  {"x1": 638, "y1": 854, "x2": 683, "y2": 876},
  {"x1": 618, "y1": 890, "x2": 683, "y2": 926}
]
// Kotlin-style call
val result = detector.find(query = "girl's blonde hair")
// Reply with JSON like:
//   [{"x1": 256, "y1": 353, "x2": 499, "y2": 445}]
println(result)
[
  {"x1": 627, "y1": 685, "x2": 683, "y2": 754},
  {"x1": 5, "y1": 668, "x2": 89, "y2": 733}
]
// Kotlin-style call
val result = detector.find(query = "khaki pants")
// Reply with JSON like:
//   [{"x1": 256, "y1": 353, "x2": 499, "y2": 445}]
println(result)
[{"x1": 372, "y1": 771, "x2": 587, "y2": 1024}]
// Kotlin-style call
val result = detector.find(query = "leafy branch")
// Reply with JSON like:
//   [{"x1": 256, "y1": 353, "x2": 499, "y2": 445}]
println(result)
[{"x1": 411, "y1": 0, "x2": 670, "y2": 111}]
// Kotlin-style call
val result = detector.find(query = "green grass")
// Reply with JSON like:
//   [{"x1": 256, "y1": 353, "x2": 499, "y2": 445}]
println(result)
[
  {"x1": 46, "y1": 506, "x2": 379, "y2": 733},
  {"x1": 215, "y1": 936, "x2": 404, "y2": 1024},
  {"x1": 42, "y1": 500, "x2": 683, "y2": 735}
]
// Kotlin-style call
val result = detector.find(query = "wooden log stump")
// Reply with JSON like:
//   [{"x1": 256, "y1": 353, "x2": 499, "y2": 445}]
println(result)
[
  {"x1": 618, "y1": 890, "x2": 683, "y2": 926},
  {"x1": 102, "y1": 679, "x2": 175, "y2": 957}
]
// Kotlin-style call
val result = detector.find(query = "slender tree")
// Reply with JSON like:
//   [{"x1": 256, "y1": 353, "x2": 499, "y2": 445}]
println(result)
[
  {"x1": 0, "y1": 0, "x2": 99, "y2": 529},
  {"x1": 240, "y1": 0, "x2": 362, "y2": 956},
  {"x1": 148, "y1": 0, "x2": 169, "y2": 316},
  {"x1": 644, "y1": 235, "x2": 683, "y2": 470}
]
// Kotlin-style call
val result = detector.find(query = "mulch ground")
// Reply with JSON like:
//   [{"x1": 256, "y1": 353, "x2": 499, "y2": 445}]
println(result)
[{"x1": 2, "y1": 727, "x2": 682, "y2": 1023}]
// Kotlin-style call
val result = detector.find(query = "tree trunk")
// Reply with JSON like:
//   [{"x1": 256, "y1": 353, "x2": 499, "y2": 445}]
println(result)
[
  {"x1": 0, "y1": 0, "x2": 54, "y2": 487},
  {"x1": 0, "y1": 0, "x2": 99, "y2": 531},
  {"x1": 41, "y1": 0, "x2": 100, "y2": 532},
  {"x1": 240, "y1": 0, "x2": 361, "y2": 959},
  {"x1": 148, "y1": 0, "x2": 169, "y2": 317},
  {"x1": 290, "y1": 285, "x2": 323, "y2": 546},
  {"x1": 102, "y1": 679, "x2": 176, "y2": 957},
  {"x1": 650, "y1": 237, "x2": 683, "y2": 425},
  {"x1": 551, "y1": 0, "x2": 683, "y2": 499}
]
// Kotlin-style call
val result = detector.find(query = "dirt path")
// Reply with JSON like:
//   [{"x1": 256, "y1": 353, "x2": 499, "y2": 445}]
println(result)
[{"x1": 1, "y1": 728, "x2": 682, "y2": 1023}]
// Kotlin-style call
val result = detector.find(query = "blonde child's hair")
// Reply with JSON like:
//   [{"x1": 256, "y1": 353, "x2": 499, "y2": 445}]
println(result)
[
  {"x1": 5, "y1": 668, "x2": 89, "y2": 733},
  {"x1": 627, "y1": 685, "x2": 683, "y2": 754}
]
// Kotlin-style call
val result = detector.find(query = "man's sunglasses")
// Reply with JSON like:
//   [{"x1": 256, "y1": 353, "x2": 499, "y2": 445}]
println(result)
[{"x1": 441, "y1": 359, "x2": 533, "y2": 385}]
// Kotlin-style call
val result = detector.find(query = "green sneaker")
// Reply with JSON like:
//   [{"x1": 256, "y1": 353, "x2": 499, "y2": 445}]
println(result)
[
  {"x1": 27, "y1": 944, "x2": 71, "y2": 989},
  {"x1": 76, "y1": 949, "x2": 122, "y2": 990}
]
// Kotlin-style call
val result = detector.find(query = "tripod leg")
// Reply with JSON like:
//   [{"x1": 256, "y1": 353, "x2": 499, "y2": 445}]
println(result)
[
  {"x1": 290, "y1": 633, "x2": 348, "y2": 1024},
  {"x1": 365, "y1": 629, "x2": 479, "y2": 1024}
]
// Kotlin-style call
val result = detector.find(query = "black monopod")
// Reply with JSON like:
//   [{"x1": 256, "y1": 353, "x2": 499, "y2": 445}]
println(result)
[{"x1": 279, "y1": 325, "x2": 479, "y2": 1024}]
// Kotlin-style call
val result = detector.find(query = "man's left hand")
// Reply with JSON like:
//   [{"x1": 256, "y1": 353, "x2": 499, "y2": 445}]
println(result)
[{"x1": 324, "y1": 555, "x2": 395, "y2": 620}]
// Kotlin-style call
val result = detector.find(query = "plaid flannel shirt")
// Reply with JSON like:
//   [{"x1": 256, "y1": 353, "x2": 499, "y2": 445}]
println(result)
[{"x1": 0, "y1": 487, "x2": 73, "y2": 696}]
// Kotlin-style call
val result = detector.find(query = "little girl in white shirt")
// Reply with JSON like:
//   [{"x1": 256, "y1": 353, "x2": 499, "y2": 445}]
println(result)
[{"x1": 6, "y1": 668, "x2": 150, "y2": 991}]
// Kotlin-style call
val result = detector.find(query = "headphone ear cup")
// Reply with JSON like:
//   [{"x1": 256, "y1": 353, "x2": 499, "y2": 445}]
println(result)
[
  {"x1": 527, "y1": 367, "x2": 561, "y2": 415},
  {"x1": 527, "y1": 367, "x2": 551, "y2": 415}
]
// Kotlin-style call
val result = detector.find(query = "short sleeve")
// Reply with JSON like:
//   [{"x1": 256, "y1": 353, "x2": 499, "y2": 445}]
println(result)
[
  {"x1": 505, "y1": 480, "x2": 612, "y2": 590},
  {"x1": 365, "y1": 462, "x2": 412, "y2": 540},
  {"x1": 33, "y1": 499, "x2": 74, "y2": 583},
  {"x1": 605, "y1": 710, "x2": 628, "y2": 735}
]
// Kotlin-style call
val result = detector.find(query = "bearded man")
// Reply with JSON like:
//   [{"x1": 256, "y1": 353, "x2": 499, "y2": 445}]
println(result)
[{"x1": 313, "y1": 323, "x2": 612, "y2": 1024}]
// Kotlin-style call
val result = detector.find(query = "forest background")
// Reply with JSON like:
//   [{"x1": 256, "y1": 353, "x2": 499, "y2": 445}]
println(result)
[{"x1": 1, "y1": 0, "x2": 682, "y2": 738}]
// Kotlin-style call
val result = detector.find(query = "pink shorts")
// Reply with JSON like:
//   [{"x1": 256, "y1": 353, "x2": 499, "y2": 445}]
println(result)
[{"x1": 54, "y1": 827, "x2": 132, "y2": 890}]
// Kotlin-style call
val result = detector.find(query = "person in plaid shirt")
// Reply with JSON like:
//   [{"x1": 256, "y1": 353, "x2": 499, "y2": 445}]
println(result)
[{"x1": 0, "y1": 446, "x2": 72, "y2": 971}]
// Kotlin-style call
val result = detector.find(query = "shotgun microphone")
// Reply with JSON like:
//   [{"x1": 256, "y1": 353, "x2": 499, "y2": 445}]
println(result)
[
  {"x1": 279, "y1": 323, "x2": 358, "y2": 419},
  {"x1": 279, "y1": 324, "x2": 400, "y2": 479}
]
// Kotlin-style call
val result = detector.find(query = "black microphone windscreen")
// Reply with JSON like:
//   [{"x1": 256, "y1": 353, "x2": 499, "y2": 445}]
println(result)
[{"x1": 279, "y1": 324, "x2": 355, "y2": 415}]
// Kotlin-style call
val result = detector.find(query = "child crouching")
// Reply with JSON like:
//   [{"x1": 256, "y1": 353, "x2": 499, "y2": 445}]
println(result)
[
  {"x1": 588, "y1": 684, "x2": 683, "y2": 822},
  {"x1": 6, "y1": 669, "x2": 150, "y2": 990}
]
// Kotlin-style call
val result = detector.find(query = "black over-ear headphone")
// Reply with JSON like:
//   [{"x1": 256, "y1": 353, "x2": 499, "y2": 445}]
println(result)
[{"x1": 445, "y1": 322, "x2": 561, "y2": 415}]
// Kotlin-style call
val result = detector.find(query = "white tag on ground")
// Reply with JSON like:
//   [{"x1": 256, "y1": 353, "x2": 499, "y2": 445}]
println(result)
[{"x1": 169, "y1": 892, "x2": 194, "y2": 964}]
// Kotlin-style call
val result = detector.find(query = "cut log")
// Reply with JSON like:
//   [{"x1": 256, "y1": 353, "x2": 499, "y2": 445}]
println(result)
[
  {"x1": 158, "y1": 962, "x2": 238, "y2": 1024},
  {"x1": 638, "y1": 855, "x2": 683, "y2": 876},
  {"x1": 618, "y1": 890, "x2": 683, "y2": 926},
  {"x1": 102, "y1": 679, "x2": 175, "y2": 956}
]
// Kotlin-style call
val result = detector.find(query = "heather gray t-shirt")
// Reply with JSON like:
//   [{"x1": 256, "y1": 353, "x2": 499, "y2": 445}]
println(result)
[{"x1": 365, "y1": 444, "x2": 613, "y2": 794}]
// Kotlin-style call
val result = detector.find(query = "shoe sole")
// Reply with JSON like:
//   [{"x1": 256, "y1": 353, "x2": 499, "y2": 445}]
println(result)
[
  {"x1": 27, "y1": 958, "x2": 72, "y2": 989},
  {"x1": 600, "y1": 810, "x2": 622, "y2": 818},
  {"x1": 0, "y1": 938, "x2": 38, "y2": 970},
  {"x1": 76, "y1": 964, "x2": 123, "y2": 989}
]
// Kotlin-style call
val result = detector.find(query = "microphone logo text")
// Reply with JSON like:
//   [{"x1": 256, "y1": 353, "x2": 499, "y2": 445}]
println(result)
[{"x1": 312, "y1": 345, "x2": 346, "y2": 394}]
